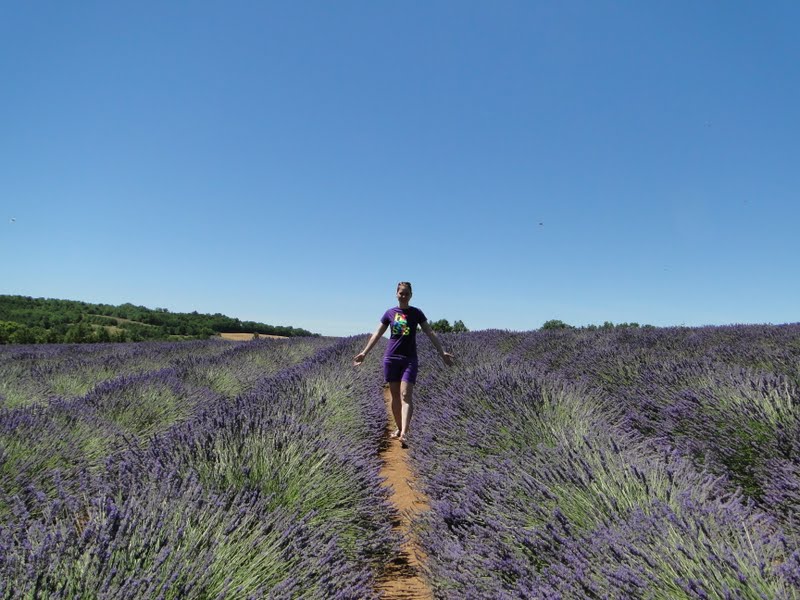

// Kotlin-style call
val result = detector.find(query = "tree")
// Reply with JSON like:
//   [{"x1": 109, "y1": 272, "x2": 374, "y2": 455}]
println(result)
[
  {"x1": 12, "y1": 325, "x2": 37, "y2": 344},
  {"x1": 0, "y1": 294, "x2": 318, "y2": 343},
  {"x1": 0, "y1": 321, "x2": 20, "y2": 344},
  {"x1": 429, "y1": 319, "x2": 469, "y2": 333},
  {"x1": 64, "y1": 323, "x2": 91, "y2": 343},
  {"x1": 429, "y1": 319, "x2": 452, "y2": 333},
  {"x1": 541, "y1": 319, "x2": 571, "y2": 330}
]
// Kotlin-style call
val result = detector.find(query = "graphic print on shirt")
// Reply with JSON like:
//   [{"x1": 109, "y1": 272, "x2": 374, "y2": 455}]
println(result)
[{"x1": 391, "y1": 312, "x2": 410, "y2": 336}]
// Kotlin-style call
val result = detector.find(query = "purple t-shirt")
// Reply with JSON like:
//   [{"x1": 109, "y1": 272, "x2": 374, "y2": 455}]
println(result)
[{"x1": 381, "y1": 306, "x2": 427, "y2": 360}]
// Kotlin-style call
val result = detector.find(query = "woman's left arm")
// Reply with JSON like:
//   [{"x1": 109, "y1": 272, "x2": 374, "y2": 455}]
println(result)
[{"x1": 420, "y1": 321, "x2": 455, "y2": 366}]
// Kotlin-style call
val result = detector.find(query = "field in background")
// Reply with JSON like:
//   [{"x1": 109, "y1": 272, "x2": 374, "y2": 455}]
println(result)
[{"x1": 218, "y1": 332, "x2": 289, "y2": 341}]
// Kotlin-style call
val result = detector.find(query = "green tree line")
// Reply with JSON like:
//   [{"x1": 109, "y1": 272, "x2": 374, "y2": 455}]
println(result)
[
  {"x1": 0, "y1": 295, "x2": 316, "y2": 344},
  {"x1": 541, "y1": 319, "x2": 653, "y2": 331},
  {"x1": 428, "y1": 319, "x2": 469, "y2": 333}
]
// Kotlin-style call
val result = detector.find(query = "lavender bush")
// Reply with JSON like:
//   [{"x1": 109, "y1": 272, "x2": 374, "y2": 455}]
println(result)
[
  {"x1": 0, "y1": 336, "x2": 401, "y2": 598},
  {"x1": 0, "y1": 337, "x2": 331, "y2": 523},
  {"x1": 408, "y1": 326, "x2": 800, "y2": 598},
  {"x1": 0, "y1": 340, "x2": 232, "y2": 409}
]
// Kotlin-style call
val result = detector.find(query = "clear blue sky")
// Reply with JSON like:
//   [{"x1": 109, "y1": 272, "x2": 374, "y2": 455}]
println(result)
[{"x1": 2, "y1": 2, "x2": 798, "y2": 336}]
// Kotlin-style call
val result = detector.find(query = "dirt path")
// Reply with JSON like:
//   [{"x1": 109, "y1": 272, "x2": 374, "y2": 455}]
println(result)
[{"x1": 376, "y1": 388, "x2": 433, "y2": 599}]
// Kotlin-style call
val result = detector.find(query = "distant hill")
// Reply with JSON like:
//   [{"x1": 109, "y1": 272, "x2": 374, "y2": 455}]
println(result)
[{"x1": 0, "y1": 295, "x2": 316, "y2": 344}]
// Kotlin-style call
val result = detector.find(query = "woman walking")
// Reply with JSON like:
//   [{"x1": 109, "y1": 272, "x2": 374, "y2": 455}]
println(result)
[{"x1": 353, "y1": 282, "x2": 454, "y2": 447}]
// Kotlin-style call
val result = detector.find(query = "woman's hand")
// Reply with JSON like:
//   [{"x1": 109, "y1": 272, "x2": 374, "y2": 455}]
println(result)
[
  {"x1": 441, "y1": 352, "x2": 455, "y2": 367},
  {"x1": 354, "y1": 323, "x2": 388, "y2": 367}
]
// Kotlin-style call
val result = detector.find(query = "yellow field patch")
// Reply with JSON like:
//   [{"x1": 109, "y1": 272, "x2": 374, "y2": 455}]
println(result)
[{"x1": 218, "y1": 332, "x2": 288, "y2": 341}]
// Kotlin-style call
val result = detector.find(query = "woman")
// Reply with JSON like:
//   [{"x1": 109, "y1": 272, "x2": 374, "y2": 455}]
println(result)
[{"x1": 353, "y1": 281, "x2": 454, "y2": 447}]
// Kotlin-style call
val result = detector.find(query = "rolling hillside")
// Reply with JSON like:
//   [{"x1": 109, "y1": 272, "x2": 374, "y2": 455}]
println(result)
[{"x1": 0, "y1": 295, "x2": 316, "y2": 344}]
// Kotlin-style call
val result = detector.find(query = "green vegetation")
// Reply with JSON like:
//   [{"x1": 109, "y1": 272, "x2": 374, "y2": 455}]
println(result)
[
  {"x1": 541, "y1": 319, "x2": 572, "y2": 330},
  {"x1": 428, "y1": 318, "x2": 469, "y2": 333},
  {"x1": 0, "y1": 295, "x2": 316, "y2": 344},
  {"x1": 541, "y1": 318, "x2": 651, "y2": 330}
]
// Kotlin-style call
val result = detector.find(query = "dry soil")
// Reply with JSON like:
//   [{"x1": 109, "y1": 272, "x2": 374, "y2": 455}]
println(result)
[{"x1": 376, "y1": 388, "x2": 434, "y2": 599}]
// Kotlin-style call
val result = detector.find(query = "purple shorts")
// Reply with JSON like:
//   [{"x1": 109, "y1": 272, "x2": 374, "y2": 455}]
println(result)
[{"x1": 383, "y1": 357, "x2": 419, "y2": 384}]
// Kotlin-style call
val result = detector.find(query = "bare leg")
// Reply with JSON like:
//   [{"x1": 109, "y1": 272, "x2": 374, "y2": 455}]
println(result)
[
  {"x1": 389, "y1": 381, "x2": 402, "y2": 436},
  {"x1": 400, "y1": 381, "x2": 414, "y2": 440}
]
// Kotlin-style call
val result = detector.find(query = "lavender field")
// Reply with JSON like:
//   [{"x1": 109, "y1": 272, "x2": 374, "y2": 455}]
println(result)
[
  {"x1": 1, "y1": 325, "x2": 800, "y2": 598},
  {"x1": 411, "y1": 325, "x2": 800, "y2": 598}
]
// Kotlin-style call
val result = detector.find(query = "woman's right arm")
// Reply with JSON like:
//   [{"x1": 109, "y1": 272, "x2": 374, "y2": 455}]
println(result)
[{"x1": 353, "y1": 322, "x2": 389, "y2": 365}]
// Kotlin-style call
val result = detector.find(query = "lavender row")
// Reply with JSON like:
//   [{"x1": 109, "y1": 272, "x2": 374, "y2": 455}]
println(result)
[
  {"x1": 0, "y1": 336, "x2": 337, "y2": 409},
  {"x1": 408, "y1": 329, "x2": 800, "y2": 598},
  {"x1": 0, "y1": 339, "x2": 236, "y2": 409},
  {"x1": 0, "y1": 337, "x2": 337, "y2": 522},
  {"x1": 525, "y1": 326, "x2": 800, "y2": 532},
  {"x1": 485, "y1": 325, "x2": 800, "y2": 529},
  {"x1": 0, "y1": 335, "x2": 397, "y2": 598},
  {"x1": 506, "y1": 324, "x2": 800, "y2": 389}
]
